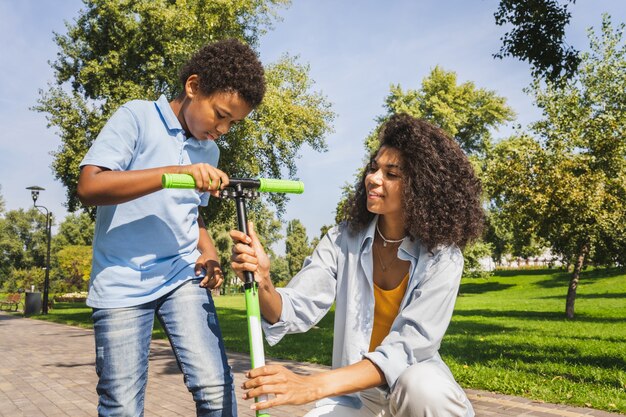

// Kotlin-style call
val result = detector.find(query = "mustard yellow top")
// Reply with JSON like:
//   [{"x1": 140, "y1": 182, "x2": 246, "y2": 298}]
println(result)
[{"x1": 368, "y1": 272, "x2": 410, "y2": 352}]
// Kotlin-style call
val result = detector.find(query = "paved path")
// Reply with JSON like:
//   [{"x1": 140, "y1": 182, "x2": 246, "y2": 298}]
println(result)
[{"x1": 0, "y1": 312, "x2": 622, "y2": 417}]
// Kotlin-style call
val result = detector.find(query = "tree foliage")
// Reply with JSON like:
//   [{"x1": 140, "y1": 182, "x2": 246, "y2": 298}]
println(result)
[
  {"x1": 285, "y1": 219, "x2": 310, "y2": 277},
  {"x1": 268, "y1": 254, "x2": 290, "y2": 287},
  {"x1": 375, "y1": 66, "x2": 515, "y2": 158},
  {"x1": 462, "y1": 240, "x2": 494, "y2": 279},
  {"x1": 34, "y1": 0, "x2": 334, "y2": 225},
  {"x1": 484, "y1": 135, "x2": 549, "y2": 260},
  {"x1": 56, "y1": 245, "x2": 92, "y2": 292},
  {"x1": 53, "y1": 212, "x2": 95, "y2": 247},
  {"x1": 310, "y1": 223, "x2": 332, "y2": 250},
  {"x1": 484, "y1": 201, "x2": 546, "y2": 263},
  {"x1": 0, "y1": 208, "x2": 50, "y2": 272},
  {"x1": 485, "y1": 15, "x2": 626, "y2": 318},
  {"x1": 0, "y1": 207, "x2": 51, "y2": 290},
  {"x1": 3, "y1": 267, "x2": 45, "y2": 293},
  {"x1": 494, "y1": 0, "x2": 580, "y2": 82}
]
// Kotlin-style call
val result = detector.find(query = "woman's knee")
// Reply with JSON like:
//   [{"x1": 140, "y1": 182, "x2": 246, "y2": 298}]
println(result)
[{"x1": 390, "y1": 362, "x2": 472, "y2": 417}]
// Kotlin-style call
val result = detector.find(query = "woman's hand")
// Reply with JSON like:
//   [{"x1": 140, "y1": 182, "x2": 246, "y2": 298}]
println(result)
[
  {"x1": 229, "y1": 222, "x2": 271, "y2": 287},
  {"x1": 230, "y1": 221, "x2": 283, "y2": 323},
  {"x1": 244, "y1": 360, "x2": 386, "y2": 411},
  {"x1": 195, "y1": 256, "x2": 224, "y2": 289},
  {"x1": 243, "y1": 365, "x2": 322, "y2": 411},
  {"x1": 178, "y1": 163, "x2": 229, "y2": 197}
]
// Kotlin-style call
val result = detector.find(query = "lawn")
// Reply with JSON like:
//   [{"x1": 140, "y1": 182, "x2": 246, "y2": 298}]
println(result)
[
  {"x1": 445, "y1": 268, "x2": 626, "y2": 413},
  {"x1": 21, "y1": 267, "x2": 626, "y2": 413}
]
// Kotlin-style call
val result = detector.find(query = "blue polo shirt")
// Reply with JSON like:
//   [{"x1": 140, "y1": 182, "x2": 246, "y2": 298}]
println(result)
[{"x1": 80, "y1": 95, "x2": 219, "y2": 308}]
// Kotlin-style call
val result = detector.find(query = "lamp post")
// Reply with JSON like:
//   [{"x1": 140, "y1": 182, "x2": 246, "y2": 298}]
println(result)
[{"x1": 26, "y1": 186, "x2": 52, "y2": 315}]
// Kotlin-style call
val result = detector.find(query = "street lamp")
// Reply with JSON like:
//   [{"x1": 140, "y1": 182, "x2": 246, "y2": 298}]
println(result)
[{"x1": 26, "y1": 186, "x2": 52, "y2": 315}]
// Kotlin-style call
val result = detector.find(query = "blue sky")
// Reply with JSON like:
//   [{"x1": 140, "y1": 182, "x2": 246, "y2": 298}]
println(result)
[{"x1": 1, "y1": 0, "x2": 625, "y2": 249}]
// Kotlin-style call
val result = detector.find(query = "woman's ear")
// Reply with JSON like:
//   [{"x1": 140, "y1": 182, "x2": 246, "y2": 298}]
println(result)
[{"x1": 184, "y1": 74, "x2": 200, "y2": 98}]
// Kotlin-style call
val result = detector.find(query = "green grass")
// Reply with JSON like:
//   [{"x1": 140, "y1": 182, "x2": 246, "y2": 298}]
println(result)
[
  {"x1": 214, "y1": 296, "x2": 335, "y2": 365},
  {"x1": 445, "y1": 268, "x2": 626, "y2": 413},
  {"x1": 17, "y1": 268, "x2": 626, "y2": 413},
  {"x1": 30, "y1": 301, "x2": 171, "y2": 339},
  {"x1": 22, "y1": 301, "x2": 94, "y2": 328}
]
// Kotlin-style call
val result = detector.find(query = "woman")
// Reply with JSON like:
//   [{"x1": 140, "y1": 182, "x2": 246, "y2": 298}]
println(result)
[{"x1": 230, "y1": 114, "x2": 484, "y2": 417}]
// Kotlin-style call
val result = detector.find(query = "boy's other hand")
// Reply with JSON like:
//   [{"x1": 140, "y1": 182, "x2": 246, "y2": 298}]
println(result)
[
  {"x1": 229, "y1": 222, "x2": 271, "y2": 286},
  {"x1": 179, "y1": 163, "x2": 229, "y2": 197},
  {"x1": 196, "y1": 258, "x2": 224, "y2": 289}
]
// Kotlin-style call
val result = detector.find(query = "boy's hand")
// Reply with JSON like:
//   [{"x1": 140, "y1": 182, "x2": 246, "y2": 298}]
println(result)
[
  {"x1": 195, "y1": 257, "x2": 224, "y2": 289},
  {"x1": 229, "y1": 222, "x2": 271, "y2": 286},
  {"x1": 179, "y1": 163, "x2": 229, "y2": 197}
]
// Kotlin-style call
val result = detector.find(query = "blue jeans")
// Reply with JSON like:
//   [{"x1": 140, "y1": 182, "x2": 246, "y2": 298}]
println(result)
[{"x1": 92, "y1": 279, "x2": 236, "y2": 417}]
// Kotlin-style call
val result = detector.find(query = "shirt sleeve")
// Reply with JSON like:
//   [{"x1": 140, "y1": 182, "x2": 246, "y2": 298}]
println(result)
[
  {"x1": 262, "y1": 226, "x2": 341, "y2": 346},
  {"x1": 80, "y1": 106, "x2": 139, "y2": 171},
  {"x1": 363, "y1": 245, "x2": 464, "y2": 390}
]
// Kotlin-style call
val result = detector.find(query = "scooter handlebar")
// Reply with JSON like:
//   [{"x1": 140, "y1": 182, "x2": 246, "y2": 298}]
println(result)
[{"x1": 161, "y1": 173, "x2": 304, "y2": 194}]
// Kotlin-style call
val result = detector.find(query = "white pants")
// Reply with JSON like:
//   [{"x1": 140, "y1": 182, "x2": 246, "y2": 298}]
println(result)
[{"x1": 304, "y1": 361, "x2": 474, "y2": 417}]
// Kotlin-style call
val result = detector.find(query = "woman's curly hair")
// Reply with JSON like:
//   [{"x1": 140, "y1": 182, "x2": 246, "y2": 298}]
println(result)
[
  {"x1": 348, "y1": 113, "x2": 484, "y2": 250},
  {"x1": 179, "y1": 38, "x2": 265, "y2": 108}
]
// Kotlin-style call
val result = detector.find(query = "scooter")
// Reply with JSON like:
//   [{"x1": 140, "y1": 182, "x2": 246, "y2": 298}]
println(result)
[{"x1": 162, "y1": 173, "x2": 304, "y2": 417}]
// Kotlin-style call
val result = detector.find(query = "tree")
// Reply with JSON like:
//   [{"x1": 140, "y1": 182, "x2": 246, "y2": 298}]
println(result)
[
  {"x1": 378, "y1": 66, "x2": 515, "y2": 157},
  {"x1": 0, "y1": 208, "x2": 50, "y2": 271},
  {"x1": 54, "y1": 212, "x2": 95, "y2": 247},
  {"x1": 268, "y1": 254, "x2": 290, "y2": 287},
  {"x1": 483, "y1": 136, "x2": 550, "y2": 261},
  {"x1": 310, "y1": 224, "x2": 333, "y2": 250},
  {"x1": 34, "y1": 0, "x2": 335, "y2": 231},
  {"x1": 56, "y1": 245, "x2": 92, "y2": 292},
  {"x1": 285, "y1": 219, "x2": 310, "y2": 277},
  {"x1": 485, "y1": 15, "x2": 626, "y2": 318},
  {"x1": 4, "y1": 267, "x2": 45, "y2": 293},
  {"x1": 484, "y1": 203, "x2": 546, "y2": 265},
  {"x1": 0, "y1": 208, "x2": 52, "y2": 290},
  {"x1": 494, "y1": 0, "x2": 580, "y2": 82}
]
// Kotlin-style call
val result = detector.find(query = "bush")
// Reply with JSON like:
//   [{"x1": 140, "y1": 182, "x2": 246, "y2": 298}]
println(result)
[
  {"x1": 463, "y1": 240, "x2": 494, "y2": 278},
  {"x1": 2, "y1": 267, "x2": 45, "y2": 292},
  {"x1": 54, "y1": 291, "x2": 88, "y2": 302}
]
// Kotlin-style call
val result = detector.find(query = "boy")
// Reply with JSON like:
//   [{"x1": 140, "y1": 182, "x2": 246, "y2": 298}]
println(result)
[{"x1": 78, "y1": 38, "x2": 265, "y2": 417}]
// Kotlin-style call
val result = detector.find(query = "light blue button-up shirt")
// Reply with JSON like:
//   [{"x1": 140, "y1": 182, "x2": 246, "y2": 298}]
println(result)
[
  {"x1": 263, "y1": 216, "x2": 464, "y2": 408},
  {"x1": 80, "y1": 95, "x2": 219, "y2": 308}
]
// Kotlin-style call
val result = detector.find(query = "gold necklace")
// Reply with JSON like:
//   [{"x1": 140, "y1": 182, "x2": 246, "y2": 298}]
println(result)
[{"x1": 374, "y1": 240, "x2": 401, "y2": 272}]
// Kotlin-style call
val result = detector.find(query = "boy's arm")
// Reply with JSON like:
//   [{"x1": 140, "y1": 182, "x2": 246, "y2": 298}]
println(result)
[
  {"x1": 195, "y1": 214, "x2": 224, "y2": 289},
  {"x1": 77, "y1": 163, "x2": 228, "y2": 206}
]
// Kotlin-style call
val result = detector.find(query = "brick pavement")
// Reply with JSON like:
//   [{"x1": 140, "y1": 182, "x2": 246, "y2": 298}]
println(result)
[{"x1": 0, "y1": 312, "x2": 622, "y2": 417}]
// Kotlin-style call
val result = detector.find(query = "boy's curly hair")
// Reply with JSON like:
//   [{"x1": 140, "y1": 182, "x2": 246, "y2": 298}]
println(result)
[
  {"x1": 179, "y1": 38, "x2": 265, "y2": 108},
  {"x1": 348, "y1": 113, "x2": 484, "y2": 250}
]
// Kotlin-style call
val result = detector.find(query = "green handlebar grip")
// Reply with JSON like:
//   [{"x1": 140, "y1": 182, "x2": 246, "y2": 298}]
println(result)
[
  {"x1": 162, "y1": 173, "x2": 196, "y2": 189},
  {"x1": 258, "y1": 178, "x2": 304, "y2": 194},
  {"x1": 162, "y1": 173, "x2": 304, "y2": 194}
]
